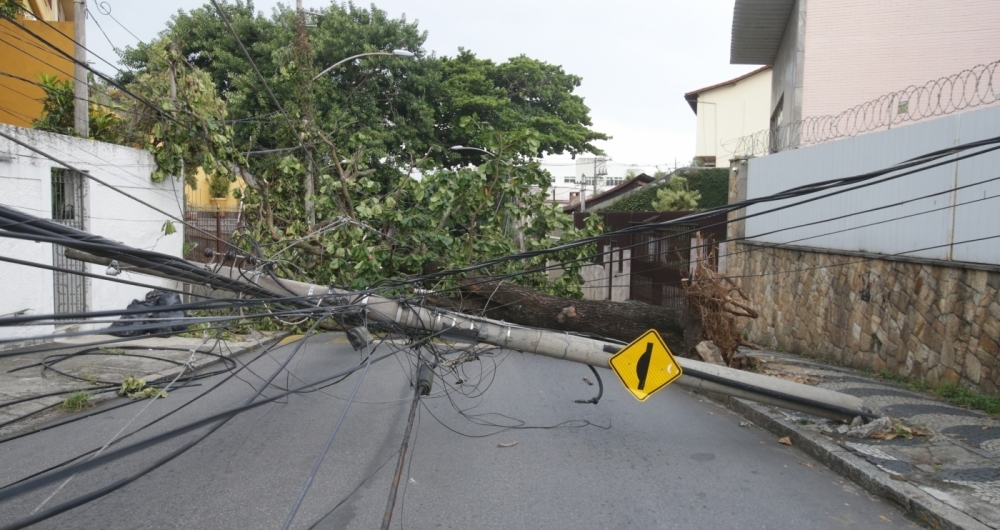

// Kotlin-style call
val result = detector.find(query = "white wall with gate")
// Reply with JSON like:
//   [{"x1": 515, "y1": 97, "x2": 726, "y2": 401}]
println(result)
[
  {"x1": 0, "y1": 125, "x2": 184, "y2": 346},
  {"x1": 745, "y1": 105, "x2": 1000, "y2": 266}
]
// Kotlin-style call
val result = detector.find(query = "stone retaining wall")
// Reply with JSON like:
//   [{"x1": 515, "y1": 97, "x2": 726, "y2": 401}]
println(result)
[{"x1": 729, "y1": 243, "x2": 1000, "y2": 393}]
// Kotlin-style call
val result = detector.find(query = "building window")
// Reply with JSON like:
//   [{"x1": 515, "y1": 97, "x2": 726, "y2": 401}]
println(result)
[
  {"x1": 564, "y1": 176, "x2": 576, "y2": 184},
  {"x1": 606, "y1": 176, "x2": 623, "y2": 186}
]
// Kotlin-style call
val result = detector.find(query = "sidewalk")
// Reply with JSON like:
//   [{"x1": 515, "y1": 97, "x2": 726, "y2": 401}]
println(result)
[
  {"x1": 0, "y1": 331, "x2": 286, "y2": 438},
  {"x1": 718, "y1": 348, "x2": 1000, "y2": 530}
]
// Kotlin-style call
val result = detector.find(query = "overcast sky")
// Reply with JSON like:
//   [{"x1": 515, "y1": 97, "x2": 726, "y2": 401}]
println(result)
[{"x1": 84, "y1": 0, "x2": 762, "y2": 173}]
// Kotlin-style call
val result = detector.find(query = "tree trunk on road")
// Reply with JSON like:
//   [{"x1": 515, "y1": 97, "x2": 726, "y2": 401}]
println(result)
[{"x1": 460, "y1": 278, "x2": 703, "y2": 355}]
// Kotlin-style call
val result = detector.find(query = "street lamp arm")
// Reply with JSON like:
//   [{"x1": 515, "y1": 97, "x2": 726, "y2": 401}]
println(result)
[
  {"x1": 450, "y1": 145, "x2": 496, "y2": 157},
  {"x1": 312, "y1": 50, "x2": 415, "y2": 81}
]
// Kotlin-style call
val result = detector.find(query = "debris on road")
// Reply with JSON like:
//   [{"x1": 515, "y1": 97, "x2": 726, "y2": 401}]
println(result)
[
  {"x1": 846, "y1": 416, "x2": 892, "y2": 439},
  {"x1": 695, "y1": 340, "x2": 726, "y2": 366},
  {"x1": 118, "y1": 376, "x2": 167, "y2": 400},
  {"x1": 107, "y1": 289, "x2": 188, "y2": 337}
]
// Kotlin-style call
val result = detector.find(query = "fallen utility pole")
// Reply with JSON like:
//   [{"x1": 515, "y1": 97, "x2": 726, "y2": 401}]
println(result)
[{"x1": 68, "y1": 250, "x2": 874, "y2": 423}]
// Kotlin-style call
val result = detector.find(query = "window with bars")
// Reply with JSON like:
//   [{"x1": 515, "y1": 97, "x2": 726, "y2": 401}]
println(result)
[{"x1": 51, "y1": 169, "x2": 87, "y2": 316}]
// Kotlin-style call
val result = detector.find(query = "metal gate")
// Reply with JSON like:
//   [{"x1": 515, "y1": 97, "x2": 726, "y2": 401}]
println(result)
[
  {"x1": 630, "y1": 224, "x2": 697, "y2": 309},
  {"x1": 574, "y1": 211, "x2": 729, "y2": 308},
  {"x1": 51, "y1": 169, "x2": 87, "y2": 316}
]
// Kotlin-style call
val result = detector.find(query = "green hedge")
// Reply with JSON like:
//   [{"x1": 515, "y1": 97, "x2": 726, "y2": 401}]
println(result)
[
  {"x1": 602, "y1": 168, "x2": 729, "y2": 212},
  {"x1": 686, "y1": 168, "x2": 730, "y2": 208}
]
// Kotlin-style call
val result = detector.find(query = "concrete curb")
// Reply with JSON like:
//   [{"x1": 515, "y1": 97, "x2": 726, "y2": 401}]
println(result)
[
  {"x1": 85, "y1": 333, "x2": 289, "y2": 407},
  {"x1": 710, "y1": 392, "x2": 994, "y2": 530}
]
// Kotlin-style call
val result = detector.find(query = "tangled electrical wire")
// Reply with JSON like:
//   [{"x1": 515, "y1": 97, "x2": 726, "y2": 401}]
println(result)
[{"x1": 2, "y1": 12, "x2": 1000, "y2": 525}]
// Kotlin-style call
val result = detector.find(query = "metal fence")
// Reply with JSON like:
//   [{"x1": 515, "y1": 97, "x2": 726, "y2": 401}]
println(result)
[
  {"x1": 183, "y1": 205, "x2": 243, "y2": 262},
  {"x1": 731, "y1": 59, "x2": 1000, "y2": 158}
]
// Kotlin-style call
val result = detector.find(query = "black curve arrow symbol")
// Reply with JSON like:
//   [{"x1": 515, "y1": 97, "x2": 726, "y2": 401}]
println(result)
[{"x1": 636, "y1": 342, "x2": 653, "y2": 390}]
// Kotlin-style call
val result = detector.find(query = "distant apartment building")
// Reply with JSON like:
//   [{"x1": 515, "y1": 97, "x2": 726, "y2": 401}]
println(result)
[
  {"x1": 683, "y1": 66, "x2": 771, "y2": 167},
  {"x1": 730, "y1": 0, "x2": 1000, "y2": 154},
  {"x1": 544, "y1": 157, "x2": 656, "y2": 207}
]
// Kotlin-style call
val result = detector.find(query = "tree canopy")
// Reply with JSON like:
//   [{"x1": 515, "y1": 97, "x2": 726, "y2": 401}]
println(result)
[{"x1": 109, "y1": 0, "x2": 608, "y2": 294}]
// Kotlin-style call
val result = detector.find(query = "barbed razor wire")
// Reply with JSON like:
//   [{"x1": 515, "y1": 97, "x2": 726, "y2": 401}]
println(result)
[{"x1": 729, "y1": 59, "x2": 1000, "y2": 157}]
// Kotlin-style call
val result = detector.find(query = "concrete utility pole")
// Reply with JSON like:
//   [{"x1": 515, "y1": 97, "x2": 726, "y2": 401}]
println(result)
[
  {"x1": 73, "y1": 0, "x2": 88, "y2": 137},
  {"x1": 65, "y1": 250, "x2": 875, "y2": 423},
  {"x1": 295, "y1": 0, "x2": 315, "y2": 226}
]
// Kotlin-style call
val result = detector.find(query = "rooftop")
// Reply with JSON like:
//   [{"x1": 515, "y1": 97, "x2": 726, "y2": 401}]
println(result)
[{"x1": 683, "y1": 65, "x2": 772, "y2": 113}]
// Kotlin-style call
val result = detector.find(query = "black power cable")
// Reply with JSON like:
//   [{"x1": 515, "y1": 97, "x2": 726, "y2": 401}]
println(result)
[
  {"x1": 0, "y1": 347, "x2": 398, "y2": 521},
  {"x1": 368, "y1": 136, "x2": 1000, "y2": 292},
  {"x1": 0, "y1": 331, "x2": 305, "y2": 487},
  {"x1": 0, "y1": 317, "x2": 339, "y2": 529},
  {"x1": 573, "y1": 365, "x2": 604, "y2": 405},
  {"x1": 280, "y1": 343, "x2": 376, "y2": 530},
  {"x1": 0, "y1": 209, "x2": 278, "y2": 299}
]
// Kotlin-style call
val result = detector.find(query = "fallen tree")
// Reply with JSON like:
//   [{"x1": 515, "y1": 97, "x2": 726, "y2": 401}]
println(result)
[
  {"x1": 54, "y1": 242, "x2": 874, "y2": 423},
  {"x1": 458, "y1": 278, "x2": 704, "y2": 354}
]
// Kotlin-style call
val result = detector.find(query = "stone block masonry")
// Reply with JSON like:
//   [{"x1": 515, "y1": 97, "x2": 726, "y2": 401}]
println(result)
[{"x1": 729, "y1": 242, "x2": 1000, "y2": 394}]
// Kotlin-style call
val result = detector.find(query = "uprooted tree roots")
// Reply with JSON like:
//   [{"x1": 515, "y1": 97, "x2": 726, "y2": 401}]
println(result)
[{"x1": 684, "y1": 261, "x2": 759, "y2": 367}]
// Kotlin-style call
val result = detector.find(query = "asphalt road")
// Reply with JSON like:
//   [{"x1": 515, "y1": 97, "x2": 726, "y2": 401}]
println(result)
[{"x1": 0, "y1": 333, "x2": 922, "y2": 529}]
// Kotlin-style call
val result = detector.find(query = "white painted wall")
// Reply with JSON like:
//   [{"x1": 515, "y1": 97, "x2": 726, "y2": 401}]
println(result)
[
  {"x1": 744, "y1": 104, "x2": 1000, "y2": 265},
  {"x1": 694, "y1": 68, "x2": 772, "y2": 166},
  {"x1": 0, "y1": 125, "x2": 184, "y2": 346}
]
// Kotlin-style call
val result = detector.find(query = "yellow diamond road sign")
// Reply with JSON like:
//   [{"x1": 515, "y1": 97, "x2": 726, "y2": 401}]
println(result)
[{"x1": 609, "y1": 329, "x2": 682, "y2": 402}]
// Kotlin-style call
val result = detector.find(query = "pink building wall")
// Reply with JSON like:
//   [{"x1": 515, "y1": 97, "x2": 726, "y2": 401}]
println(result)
[{"x1": 802, "y1": 0, "x2": 1000, "y2": 120}]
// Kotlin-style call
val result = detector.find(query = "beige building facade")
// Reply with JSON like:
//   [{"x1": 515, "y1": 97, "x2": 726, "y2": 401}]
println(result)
[{"x1": 684, "y1": 66, "x2": 772, "y2": 167}]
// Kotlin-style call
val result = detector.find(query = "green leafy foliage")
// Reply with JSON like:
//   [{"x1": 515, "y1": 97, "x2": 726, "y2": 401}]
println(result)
[
  {"x1": 161, "y1": 220, "x2": 177, "y2": 236},
  {"x1": 604, "y1": 168, "x2": 731, "y2": 212},
  {"x1": 32, "y1": 38, "x2": 242, "y2": 189},
  {"x1": 602, "y1": 181, "x2": 662, "y2": 212},
  {"x1": 933, "y1": 382, "x2": 1000, "y2": 414},
  {"x1": 32, "y1": 74, "x2": 75, "y2": 136},
  {"x1": 116, "y1": 38, "x2": 241, "y2": 187},
  {"x1": 110, "y1": 1, "x2": 607, "y2": 297},
  {"x1": 0, "y1": 0, "x2": 21, "y2": 19},
  {"x1": 240, "y1": 123, "x2": 601, "y2": 295},
  {"x1": 208, "y1": 173, "x2": 231, "y2": 198},
  {"x1": 874, "y1": 370, "x2": 1000, "y2": 414},
  {"x1": 118, "y1": 376, "x2": 168, "y2": 399},
  {"x1": 652, "y1": 176, "x2": 700, "y2": 212},
  {"x1": 32, "y1": 74, "x2": 123, "y2": 142},
  {"x1": 61, "y1": 391, "x2": 92, "y2": 411},
  {"x1": 684, "y1": 168, "x2": 730, "y2": 209}
]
